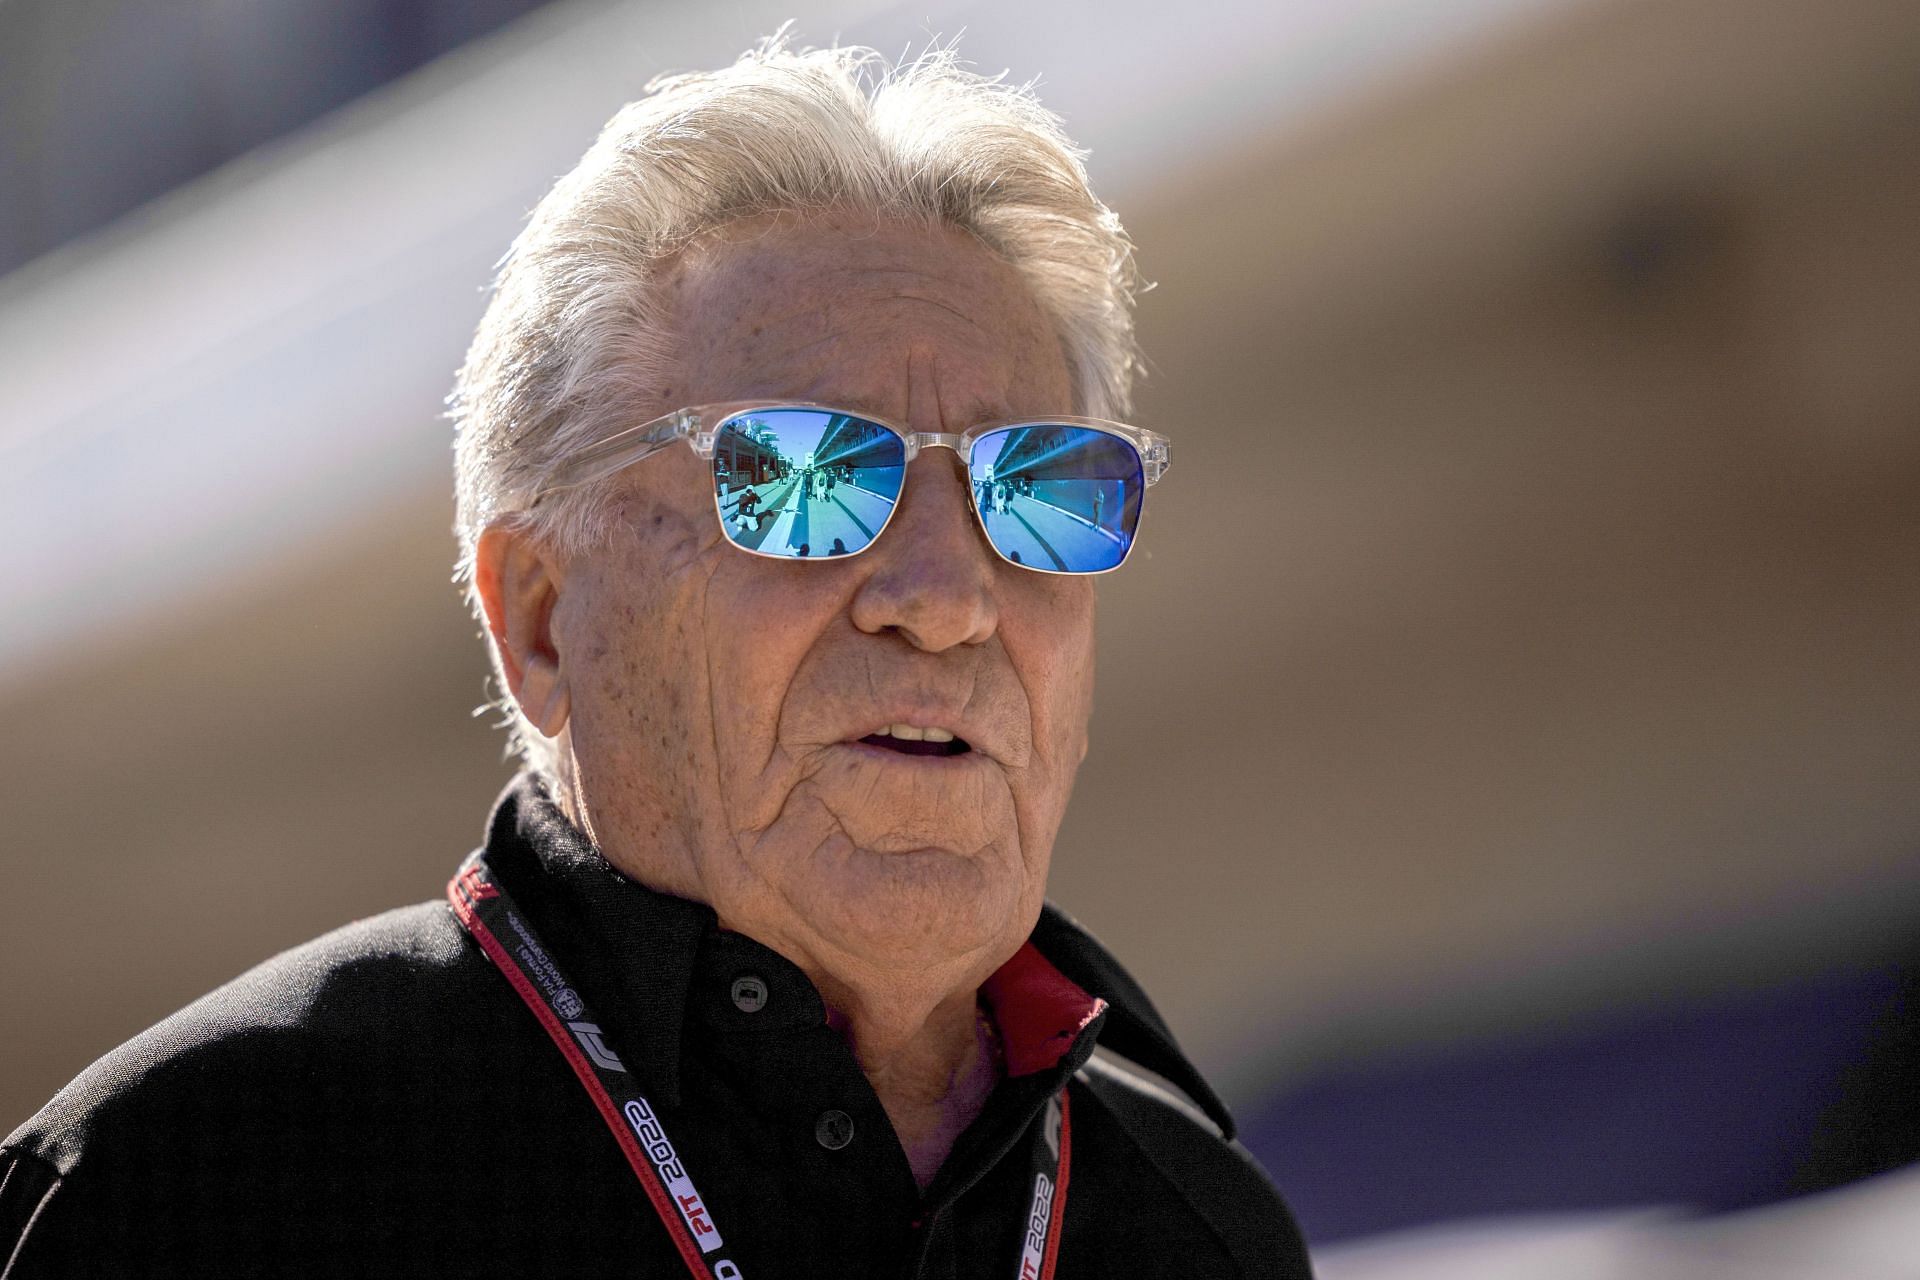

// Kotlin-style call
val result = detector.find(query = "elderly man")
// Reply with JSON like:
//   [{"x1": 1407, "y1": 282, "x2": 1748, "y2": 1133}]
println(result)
[{"x1": 1, "y1": 42, "x2": 1310, "y2": 1278}]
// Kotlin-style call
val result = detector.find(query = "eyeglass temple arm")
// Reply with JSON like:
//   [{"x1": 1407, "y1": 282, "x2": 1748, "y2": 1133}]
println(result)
[{"x1": 528, "y1": 408, "x2": 698, "y2": 503}]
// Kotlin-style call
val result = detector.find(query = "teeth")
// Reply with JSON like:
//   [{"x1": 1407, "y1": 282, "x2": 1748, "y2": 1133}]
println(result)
[{"x1": 880, "y1": 723, "x2": 957, "y2": 743}]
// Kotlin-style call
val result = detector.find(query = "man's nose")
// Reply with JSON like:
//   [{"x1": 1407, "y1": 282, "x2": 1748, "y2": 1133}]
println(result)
[{"x1": 847, "y1": 450, "x2": 998, "y2": 651}]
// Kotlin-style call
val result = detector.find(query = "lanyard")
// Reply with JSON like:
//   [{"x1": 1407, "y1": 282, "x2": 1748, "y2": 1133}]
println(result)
[{"x1": 448, "y1": 852, "x2": 1071, "y2": 1280}]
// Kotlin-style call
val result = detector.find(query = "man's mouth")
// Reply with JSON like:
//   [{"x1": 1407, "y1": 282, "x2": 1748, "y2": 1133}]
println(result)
[{"x1": 858, "y1": 723, "x2": 973, "y2": 757}]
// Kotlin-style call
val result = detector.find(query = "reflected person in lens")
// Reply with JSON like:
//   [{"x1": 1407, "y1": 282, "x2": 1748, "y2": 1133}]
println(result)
[{"x1": 0, "y1": 36, "x2": 1311, "y2": 1277}]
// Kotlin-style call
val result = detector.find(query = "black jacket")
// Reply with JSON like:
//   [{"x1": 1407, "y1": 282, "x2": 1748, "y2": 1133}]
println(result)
[{"x1": 1, "y1": 779, "x2": 1310, "y2": 1278}]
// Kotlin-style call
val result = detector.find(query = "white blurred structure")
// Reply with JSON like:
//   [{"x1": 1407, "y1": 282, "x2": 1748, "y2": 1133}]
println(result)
[{"x1": 0, "y1": 0, "x2": 1559, "y2": 674}]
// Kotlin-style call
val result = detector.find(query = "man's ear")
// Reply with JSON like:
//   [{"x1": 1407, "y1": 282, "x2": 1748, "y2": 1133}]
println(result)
[{"x1": 474, "y1": 523, "x2": 571, "y2": 739}]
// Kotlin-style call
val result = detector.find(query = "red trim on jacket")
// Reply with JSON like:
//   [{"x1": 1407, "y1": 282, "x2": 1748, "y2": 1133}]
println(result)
[{"x1": 980, "y1": 942, "x2": 1107, "y2": 1077}]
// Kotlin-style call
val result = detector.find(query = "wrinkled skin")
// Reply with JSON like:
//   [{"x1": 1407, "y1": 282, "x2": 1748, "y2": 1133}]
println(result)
[{"x1": 476, "y1": 213, "x2": 1099, "y2": 1143}]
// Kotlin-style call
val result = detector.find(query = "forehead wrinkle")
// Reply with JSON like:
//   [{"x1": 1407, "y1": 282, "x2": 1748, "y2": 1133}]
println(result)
[
  {"x1": 730, "y1": 259, "x2": 1007, "y2": 326},
  {"x1": 764, "y1": 287, "x2": 1001, "y2": 355},
  {"x1": 698, "y1": 294, "x2": 987, "y2": 382},
  {"x1": 725, "y1": 330, "x2": 1027, "y2": 427},
  {"x1": 885, "y1": 289, "x2": 992, "y2": 333},
  {"x1": 675, "y1": 221, "x2": 1069, "y2": 424},
  {"x1": 835, "y1": 269, "x2": 1002, "y2": 331},
  {"x1": 784, "y1": 373, "x2": 1015, "y2": 432}
]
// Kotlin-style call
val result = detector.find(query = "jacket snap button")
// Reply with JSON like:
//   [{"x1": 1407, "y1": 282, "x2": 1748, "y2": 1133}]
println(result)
[
  {"x1": 729, "y1": 975, "x2": 768, "y2": 1013},
  {"x1": 815, "y1": 1109, "x2": 854, "y2": 1150}
]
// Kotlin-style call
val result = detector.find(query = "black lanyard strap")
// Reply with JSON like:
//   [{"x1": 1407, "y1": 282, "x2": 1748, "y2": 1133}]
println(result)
[
  {"x1": 450, "y1": 856, "x2": 740, "y2": 1277},
  {"x1": 447, "y1": 851, "x2": 1070, "y2": 1279}
]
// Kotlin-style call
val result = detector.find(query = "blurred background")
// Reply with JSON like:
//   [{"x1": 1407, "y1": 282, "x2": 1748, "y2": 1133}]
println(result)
[{"x1": 3, "y1": 0, "x2": 1917, "y2": 1273}]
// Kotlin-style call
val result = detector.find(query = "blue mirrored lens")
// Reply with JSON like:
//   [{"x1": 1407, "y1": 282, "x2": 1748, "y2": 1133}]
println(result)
[
  {"x1": 968, "y1": 426, "x2": 1143, "y2": 572},
  {"x1": 711, "y1": 410, "x2": 903, "y2": 558}
]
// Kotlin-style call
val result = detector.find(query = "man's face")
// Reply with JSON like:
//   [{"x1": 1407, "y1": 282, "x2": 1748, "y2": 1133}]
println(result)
[{"x1": 547, "y1": 213, "x2": 1096, "y2": 986}]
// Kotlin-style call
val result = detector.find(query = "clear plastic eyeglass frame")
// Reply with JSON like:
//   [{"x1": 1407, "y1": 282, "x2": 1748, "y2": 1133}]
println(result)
[{"x1": 513, "y1": 401, "x2": 1172, "y2": 575}]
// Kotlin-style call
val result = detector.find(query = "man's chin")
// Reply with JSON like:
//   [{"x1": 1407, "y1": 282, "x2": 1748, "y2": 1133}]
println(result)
[{"x1": 784, "y1": 839, "x2": 1027, "y2": 971}]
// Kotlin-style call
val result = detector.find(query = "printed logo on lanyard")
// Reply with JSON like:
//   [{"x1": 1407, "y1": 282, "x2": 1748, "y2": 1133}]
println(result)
[
  {"x1": 624, "y1": 1097, "x2": 724, "y2": 1252},
  {"x1": 448, "y1": 853, "x2": 1071, "y2": 1280},
  {"x1": 1017, "y1": 1094, "x2": 1071, "y2": 1280}
]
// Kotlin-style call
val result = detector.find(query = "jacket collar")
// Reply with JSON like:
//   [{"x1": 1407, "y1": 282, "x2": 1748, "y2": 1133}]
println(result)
[{"x1": 475, "y1": 774, "x2": 1234, "y2": 1137}]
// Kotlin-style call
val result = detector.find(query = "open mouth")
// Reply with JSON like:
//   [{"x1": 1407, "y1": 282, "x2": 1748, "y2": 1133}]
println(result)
[{"x1": 858, "y1": 724, "x2": 973, "y2": 758}]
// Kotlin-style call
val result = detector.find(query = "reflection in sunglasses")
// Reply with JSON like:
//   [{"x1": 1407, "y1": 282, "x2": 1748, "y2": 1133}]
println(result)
[
  {"x1": 710, "y1": 411, "x2": 1143, "y2": 572},
  {"x1": 971, "y1": 427, "x2": 1140, "y2": 572},
  {"x1": 713, "y1": 412, "x2": 902, "y2": 557}
]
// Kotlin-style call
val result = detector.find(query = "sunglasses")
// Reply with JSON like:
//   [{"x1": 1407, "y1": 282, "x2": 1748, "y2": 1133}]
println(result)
[{"x1": 528, "y1": 402, "x2": 1171, "y2": 575}]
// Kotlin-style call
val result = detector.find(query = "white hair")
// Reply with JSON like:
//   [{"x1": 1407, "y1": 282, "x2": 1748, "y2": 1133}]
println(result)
[{"x1": 450, "y1": 34, "x2": 1142, "y2": 778}]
